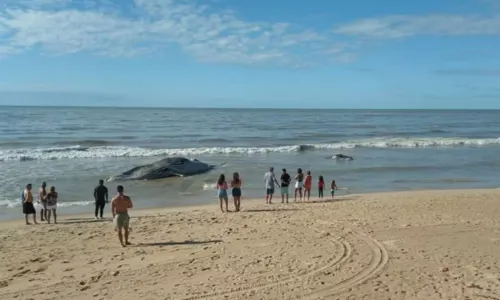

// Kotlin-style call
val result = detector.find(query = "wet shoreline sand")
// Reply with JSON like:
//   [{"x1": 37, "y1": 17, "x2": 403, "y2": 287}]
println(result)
[{"x1": 1, "y1": 189, "x2": 500, "y2": 299}]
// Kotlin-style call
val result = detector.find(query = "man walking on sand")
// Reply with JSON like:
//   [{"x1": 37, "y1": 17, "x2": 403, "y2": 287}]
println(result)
[
  {"x1": 264, "y1": 167, "x2": 280, "y2": 204},
  {"x1": 111, "y1": 185, "x2": 133, "y2": 247},
  {"x1": 93, "y1": 179, "x2": 108, "y2": 219}
]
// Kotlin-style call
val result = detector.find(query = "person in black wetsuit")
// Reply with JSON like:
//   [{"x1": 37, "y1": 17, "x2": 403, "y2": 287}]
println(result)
[{"x1": 93, "y1": 179, "x2": 109, "y2": 219}]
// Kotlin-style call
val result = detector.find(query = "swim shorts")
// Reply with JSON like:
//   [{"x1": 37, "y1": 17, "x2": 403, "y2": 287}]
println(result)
[
  {"x1": 114, "y1": 212, "x2": 130, "y2": 228},
  {"x1": 23, "y1": 202, "x2": 36, "y2": 215},
  {"x1": 295, "y1": 182, "x2": 303, "y2": 189},
  {"x1": 232, "y1": 188, "x2": 241, "y2": 197},
  {"x1": 280, "y1": 186, "x2": 289, "y2": 195},
  {"x1": 266, "y1": 188, "x2": 275, "y2": 195},
  {"x1": 217, "y1": 189, "x2": 228, "y2": 200}
]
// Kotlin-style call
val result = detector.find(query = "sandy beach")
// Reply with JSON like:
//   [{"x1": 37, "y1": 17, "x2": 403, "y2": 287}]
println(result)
[{"x1": 1, "y1": 189, "x2": 500, "y2": 300}]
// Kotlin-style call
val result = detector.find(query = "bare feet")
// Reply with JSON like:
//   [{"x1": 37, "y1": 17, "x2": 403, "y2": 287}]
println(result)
[
  {"x1": 25, "y1": 222, "x2": 31, "y2": 225},
  {"x1": 125, "y1": 242, "x2": 132, "y2": 245}
]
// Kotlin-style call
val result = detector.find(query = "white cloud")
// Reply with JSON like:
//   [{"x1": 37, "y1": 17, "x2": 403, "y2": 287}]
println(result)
[
  {"x1": 334, "y1": 14, "x2": 500, "y2": 38},
  {"x1": 0, "y1": 0, "x2": 354, "y2": 65}
]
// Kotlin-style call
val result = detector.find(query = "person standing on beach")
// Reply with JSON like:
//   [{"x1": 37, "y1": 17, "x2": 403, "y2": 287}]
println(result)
[
  {"x1": 304, "y1": 171, "x2": 312, "y2": 201},
  {"x1": 216, "y1": 174, "x2": 229, "y2": 212},
  {"x1": 318, "y1": 175, "x2": 325, "y2": 199},
  {"x1": 231, "y1": 172, "x2": 242, "y2": 212},
  {"x1": 38, "y1": 181, "x2": 48, "y2": 222},
  {"x1": 264, "y1": 167, "x2": 280, "y2": 204},
  {"x1": 294, "y1": 168, "x2": 304, "y2": 202},
  {"x1": 280, "y1": 168, "x2": 291, "y2": 203},
  {"x1": 45, "y1": 186, "x2": 58, "y2": 224},
  {"x1": 111, "y1": 185, "x2": 133, "y2": 247},
  {"x1": 23, "y1": 184, "x2": 37, "y2": 225},
  {"x1": 94, "y1": 179, "x2": 109, "y2": 219},
  {"x1": 330, "y1": 180, "x2": 338, "y2": 199}
]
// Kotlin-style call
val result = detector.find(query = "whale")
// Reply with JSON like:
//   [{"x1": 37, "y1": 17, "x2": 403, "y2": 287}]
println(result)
[
  {"x1": 329, "y1": 154, "x2": 354, "y2": 160},
  {"x1": 106, "y1": 157, "x2": 217, "y2": 181}
]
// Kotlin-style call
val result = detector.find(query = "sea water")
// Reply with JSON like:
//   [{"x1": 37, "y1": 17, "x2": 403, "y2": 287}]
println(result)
[{"x1": 1, "y1": 106, "x2": 499, "y2": 220}]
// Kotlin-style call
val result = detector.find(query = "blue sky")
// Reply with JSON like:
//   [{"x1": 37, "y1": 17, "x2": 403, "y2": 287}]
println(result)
[{"x1": 0, "y1": 0, "x2": 500, "y2": 109}]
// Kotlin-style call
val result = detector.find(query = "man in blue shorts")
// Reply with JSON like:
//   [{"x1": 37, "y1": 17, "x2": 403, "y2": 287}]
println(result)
[
  {"x1": 280, "y1": 168, "x2": 291, "y2": 203},
  {"x1": 264, "y1": 167, "x2": 280, "y2": 204}
]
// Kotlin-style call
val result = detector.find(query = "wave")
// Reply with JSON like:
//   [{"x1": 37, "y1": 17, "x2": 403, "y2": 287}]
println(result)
[
  {"x1": 55, "y1": 139, "x2": 115, "y2": 147},
  {"x1": 1, "y1": 137, "x2": 499, "y2": 161},
  {"x1": 0, "y1": 199, "x2": 94, "y2": 208},
  {"x1": 203, "y1": 183, "x2": 217, "y2": 191}
]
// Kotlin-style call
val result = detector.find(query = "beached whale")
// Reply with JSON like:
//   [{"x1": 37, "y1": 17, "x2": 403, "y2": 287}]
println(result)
[
  {"x1": 106, "y1": 157, "x2": 216, "y2": 181},
  {"x1": 329, "y1": 154, "x2": 354, "y2": 160}
]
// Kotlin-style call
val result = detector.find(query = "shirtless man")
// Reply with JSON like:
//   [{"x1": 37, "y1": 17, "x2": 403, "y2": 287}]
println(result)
[
  {"x1": 38, "y1": 182, "x2": 47, "y2": 222},
  {"x1": 23, "y1": 183, "x2": 38, "y2": 225},
  {"x1": 111, "y1": 185, "x2": 133, "y2": 247}
]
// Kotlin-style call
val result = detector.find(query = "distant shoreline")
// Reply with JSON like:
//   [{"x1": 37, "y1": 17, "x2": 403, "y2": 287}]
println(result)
[{"x1": 1, "y1": 105, "x2": 499, "y2": 111}]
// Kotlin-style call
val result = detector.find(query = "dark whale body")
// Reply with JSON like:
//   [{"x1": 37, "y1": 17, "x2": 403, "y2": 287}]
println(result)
[
  {"x1": 106, "y1": 157, "x2": 215, "y2": 181},
  {"x1": 331, "y1": 154, "x2": 354, "y2": 160}
]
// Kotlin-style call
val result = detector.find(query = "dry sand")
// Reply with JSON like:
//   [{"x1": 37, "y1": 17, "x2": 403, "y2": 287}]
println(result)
[{"x1": 1, "y1": 189, "x2": 500, "y2": 300}]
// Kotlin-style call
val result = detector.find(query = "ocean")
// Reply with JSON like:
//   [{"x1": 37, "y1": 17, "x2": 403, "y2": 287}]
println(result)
[{"x1": 1, "y1": 106, "x2": 499, "y2": 221}]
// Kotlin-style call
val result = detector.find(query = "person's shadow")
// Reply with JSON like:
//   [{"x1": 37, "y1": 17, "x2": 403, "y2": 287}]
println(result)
[{"x1": 134, "y1": 240, "x2": 223, "y2": 247}]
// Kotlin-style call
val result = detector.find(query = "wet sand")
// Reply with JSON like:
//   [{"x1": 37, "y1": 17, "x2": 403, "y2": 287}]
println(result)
[{"x1": 1, "y1": 189, "x2": 500, "y2": 300}]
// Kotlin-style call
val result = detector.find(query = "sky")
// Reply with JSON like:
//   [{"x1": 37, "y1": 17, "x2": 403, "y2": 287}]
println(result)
[{"x1": 0, "y1": 0, "x2": 500, "y2": 109}]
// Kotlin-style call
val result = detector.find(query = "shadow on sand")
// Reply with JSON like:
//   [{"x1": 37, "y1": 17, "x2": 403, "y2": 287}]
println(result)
[
  {"x1": 307, "y1": 195, "x2": 361, "y2": 204},
  {"x1": 59, "y1": 218, "x2": 109, "y2": 225},
  {"x1": 241, "y1": 208, "x2": 301, "y2": 213},
  {"x1": 135, "y1": 240, "x2": 223, "y2": 247}
]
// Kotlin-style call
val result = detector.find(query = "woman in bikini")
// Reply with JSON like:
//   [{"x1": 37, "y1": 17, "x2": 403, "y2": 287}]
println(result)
[
  {"x1": 231, "y1": 172, "x2": 242, "y2": 212},
  {"x1": 294, "y1": 168, "x2": 304, "y2": 202},
  {"x1": 216, "y1": 174, "x2": 229, "y2": 213},
  {"x1": 303, "y1": 170, "x2": 312, "y2": 201}
]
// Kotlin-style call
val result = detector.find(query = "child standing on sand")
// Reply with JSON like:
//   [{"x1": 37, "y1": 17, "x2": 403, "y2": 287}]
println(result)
[
  {"x1": 318, "y1": 176, "x2": 325, "y2": 199},
  {"x1": 330, "y1": 180, "x2": 338, "y2": 199},
  {"x1": 216, "y1": 174, "x2": 229, "y2": 213}
]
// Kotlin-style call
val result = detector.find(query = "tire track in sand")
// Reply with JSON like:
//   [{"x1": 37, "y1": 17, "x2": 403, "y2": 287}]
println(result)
[
  {"x1": 180, "y1": 233, "x2": 351, "y2": 300},
  {"x1": 296, "y1": 220, "x2": 389, "y2": 299}
]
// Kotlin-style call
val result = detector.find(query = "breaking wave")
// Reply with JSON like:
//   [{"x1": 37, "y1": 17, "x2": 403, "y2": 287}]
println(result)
[{"x1": 1, "y1": 137, "x2": 499, "y2": 161}]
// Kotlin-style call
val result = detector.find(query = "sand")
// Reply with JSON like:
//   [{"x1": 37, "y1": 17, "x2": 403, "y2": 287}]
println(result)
[{"x1": 1, "y1": 189, "x2": 500, "y2": 300}]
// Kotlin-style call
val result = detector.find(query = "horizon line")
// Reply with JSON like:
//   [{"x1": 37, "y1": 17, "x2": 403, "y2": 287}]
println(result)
[{"x1": 1, "y1": 105, "x2": 499, "y2": 111}]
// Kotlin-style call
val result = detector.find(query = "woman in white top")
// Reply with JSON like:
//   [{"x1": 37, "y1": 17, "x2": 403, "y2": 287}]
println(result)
[{"x1": 294, "y1": 168, "x2": 304, "y2": 202}]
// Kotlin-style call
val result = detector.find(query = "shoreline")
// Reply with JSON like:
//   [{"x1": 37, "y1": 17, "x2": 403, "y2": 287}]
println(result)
[{"x1": 2, "y1": 187, "x2": 498, "y2": 227}]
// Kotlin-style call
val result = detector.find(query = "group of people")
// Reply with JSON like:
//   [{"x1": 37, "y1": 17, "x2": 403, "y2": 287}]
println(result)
[
  {"x1": 21, "y1": 169, "x2": 338, "y2": 246},
  {"x1": 215, "y1": 167, "x2": 339, "y2": 212},
  {"x1": 21, "y1": 182, "x2": 58, "y2": 225},
  {"x1": 22, "y1": 179, "x2": 134, "y2": 247}
]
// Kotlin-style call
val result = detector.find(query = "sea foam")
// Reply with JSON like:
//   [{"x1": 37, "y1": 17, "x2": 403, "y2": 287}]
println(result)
[{"x1": 0, "y1": 137, "x2": 499, "y2": 161}]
